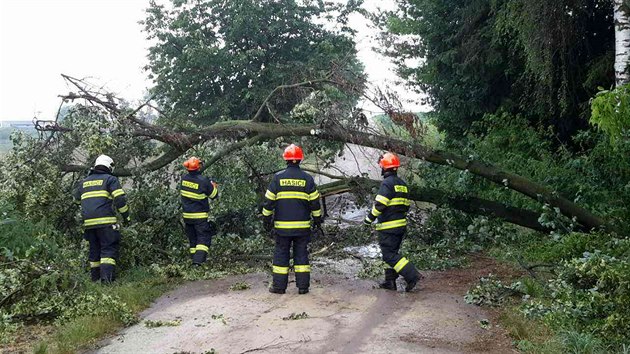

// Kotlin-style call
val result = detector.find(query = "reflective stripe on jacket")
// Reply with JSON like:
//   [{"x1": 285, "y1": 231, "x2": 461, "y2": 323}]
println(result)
[
  {"x1": 180, "y1": 171, "x2": 217, "y2": 224},
  {"x1": 75, "y1": 169, "x2": 129, "y2": 229},
  {"x1": 262, "y1": 164, "x2": 321, "y2": 236},
  {"x1": 365, "y1": 171, "x2": 410, "y2": 232}
]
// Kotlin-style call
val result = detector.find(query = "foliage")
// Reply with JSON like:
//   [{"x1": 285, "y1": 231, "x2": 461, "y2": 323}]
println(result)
[
  {"x1": 374, "y1": 112, "x2": 443, "y2": 148},
  {"x1": 399, "y1": 102, "x2": 630, "y2": 347},
  {"x1": 414, "y1": 113, "x2": 630, "y2": 232},
  {"x1": 211, "y1": 313, "x2": 227, "y2": 325},
  {"x1": 0, "y1": 128, "x2": 37, "y2": 156},
  {"x1": 143, "y1": 0, "x2": 364, "y2": 125},
  {"x1": 402, "y1": 208, "x2": 523, "y2": 270},
  {"x1": 485, "y1": 226, "x2": 630, "y2": 348},
  {"x1": 282, "y1": 312, "x2": 308, "y2": 321},
  {"x1": 0, "y1": 131, "x2": 272, "y2": 348},
  {"x1": 590, "y1": 84, "x2": 630, "y2": 143},
  {"x1": 464, "y1": 274, "x2": 522, "y2": 306},
  {"x1": 379, "y1": 0, "x2": 614, "y2": 140},
  {"x1": 229, "y1": 281, "x2": 251, "y2": 291},
  {"x1": 145, "y1": 319, "x2": 182, "y2": 328},
  {"x1": 539, "y1": 244, "x2": 630, "y2": 343},
  {"x1": 356, "y1": 259, "x2": 388, "y2": 279}
]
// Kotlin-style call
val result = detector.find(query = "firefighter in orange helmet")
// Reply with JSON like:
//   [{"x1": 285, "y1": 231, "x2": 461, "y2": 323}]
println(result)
[
  {"x1": 364, "y1": 152, "x2": 420, "y2": 292},
  {"x1": 180, "y1": 157, "x2": 218, "y2": 265},
  {"x1": 261, "y1": 144, "x2": 322, "y2": 294}
]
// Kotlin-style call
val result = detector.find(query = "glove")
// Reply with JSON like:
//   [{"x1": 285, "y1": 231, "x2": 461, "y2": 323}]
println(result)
[
  {"x1": 123, "y1": 216, "x2": 131, "y2": 227},
  {"x1": 363, "y1": 216, "x2": 373, "y2": 226},
  {"x1": 263, "y1": 217, "x2": 273, "y2": 232},
  {"x1": 313, "y1": 216, "x2": 323, "y2": 227}
]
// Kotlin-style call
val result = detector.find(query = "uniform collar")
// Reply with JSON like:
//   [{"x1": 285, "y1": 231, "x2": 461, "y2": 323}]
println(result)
[
  {"x1": 89, "y1": 167, "x2": 111, "y2": 176},
  {"x1": 383, "y1": 170, "x2": 397, "y2": 178}
]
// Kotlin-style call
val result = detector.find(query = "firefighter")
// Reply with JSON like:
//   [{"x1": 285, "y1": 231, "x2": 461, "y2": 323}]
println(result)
[
  {"x1": 75, "y1": 155, "x2": 130, "y2": 283},
  {"x1": 262, "y1": 144, "x2": 322, "y2": 294},
  {"x1": 364, "y1": 152, "x2": 420, "y2": 292},
  {"x1": 180, "y1": 157, "x2": 218, "y2": 265}
]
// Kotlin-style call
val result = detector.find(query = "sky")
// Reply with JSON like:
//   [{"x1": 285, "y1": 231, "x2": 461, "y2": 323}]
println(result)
[{"x1": 0, "y1": 0, "x2": 427, "y2": 121}]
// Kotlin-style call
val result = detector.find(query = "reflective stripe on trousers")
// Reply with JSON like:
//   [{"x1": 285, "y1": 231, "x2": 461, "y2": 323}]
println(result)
[
  {"x1": 274, "y1": 220, "x2": 310, "y2": 229},
  {"x1": 84, "y1": 216, "x2": 117, "y2": 227},
  {"x1": 375, "y1": 218, "x2": 407, "y2": 231}
]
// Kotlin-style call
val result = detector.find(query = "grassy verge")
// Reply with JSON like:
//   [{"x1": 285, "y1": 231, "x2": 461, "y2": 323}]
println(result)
[
  {"x1": 499, "y1": 307, "x2": 615, "y2": 354},
  {"x1": 30, "y1": 267, "x2": 182, "y2": 354},
  {"x1": 482, "y1": 231, "x2": 629, "y2": 354}
]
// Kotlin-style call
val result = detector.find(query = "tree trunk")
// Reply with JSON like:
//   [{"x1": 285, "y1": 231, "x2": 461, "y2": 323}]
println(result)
[
  {"x1": 314, "y1": 124, "x2": 606, "y2": 230},
  {"x1": 615, "y1": 0, "x2": 630, "y2": 86},
  {"x1": 318, "y1": 178, "x2": 558, "y2": 233}
]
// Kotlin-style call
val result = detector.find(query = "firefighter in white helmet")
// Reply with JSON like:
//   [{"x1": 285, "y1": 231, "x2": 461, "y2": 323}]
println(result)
[{"x1": 74, "y1": 155, "x2": 130, "y2": 282}]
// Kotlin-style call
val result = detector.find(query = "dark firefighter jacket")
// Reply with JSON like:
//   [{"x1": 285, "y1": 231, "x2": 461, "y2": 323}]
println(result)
[
  {"x1": 180, "y1": 170, "x2": 218, "y2": 224},
  {"x1": 365, "y1": 171, "x2": 410, "y2": 232},
  {"x1": 75, "y1": 168, "x2": 130, "y2": 229},
  {"x1": 262, "y1": 164, "x2": 322, "y2": 237}
]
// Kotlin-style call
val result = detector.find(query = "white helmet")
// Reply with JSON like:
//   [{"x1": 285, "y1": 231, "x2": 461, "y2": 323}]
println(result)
[{"x1": 94, "y1": 154, "x2": 115, "y2": 172}]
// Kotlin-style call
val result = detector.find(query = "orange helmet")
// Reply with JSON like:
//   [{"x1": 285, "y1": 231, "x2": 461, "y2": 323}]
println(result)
[
  {"x1": 379, "y1": 152, "x2": 400, "y2": 170},
  {"x1": 282, "y1": 144, "x2": 304, "y2": 162},
  {"x1": 183, "y1": 157, "x2": 202, "y2": 171}
]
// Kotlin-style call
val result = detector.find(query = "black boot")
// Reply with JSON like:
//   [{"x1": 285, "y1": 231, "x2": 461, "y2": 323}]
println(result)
[
  {"x1": 192, "y1": 246, "x2": 208, "y2": 265},
  {"x1": 298, "y1": 288, "x2": 309, "y2": 294},
  {"x1": 405, "y1": 278, "x2": 418, "y2": 292},
  {"x1": 100, "y1": 264, "x2": 115, "y2": 284},
  {"x1": 379, "y1": 268, "x2": 398, "y2": 291},
  {"x1": 90, "y1": 267, "x2": 101, "y2": 282},
  {"x1": 269, "y1": 287, "x2": 286, "y2": 294},
  {"x1": 379, "y1": 279, "x2": 397, "y2": 290},
  {"x1": 398, "y1": 261, "x2": 421, "y2": 292},
  {"x1": 405, "y1": 272, "x2": 422, "y2": 292}
]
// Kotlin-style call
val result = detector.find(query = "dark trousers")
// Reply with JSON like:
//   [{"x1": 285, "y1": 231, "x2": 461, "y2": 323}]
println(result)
[
  {"x1": 378, "y1": 228, "x2": 418, "y2": 283},
  {"x1": 185, "y1": 221, "x2": 213, "y2": 264},
  {"x1": 85, "y1": 226, "x2": 120, "y2": 283},
  {"x1": 272, "y1": 234, "x2": 311, "y2": 290}
]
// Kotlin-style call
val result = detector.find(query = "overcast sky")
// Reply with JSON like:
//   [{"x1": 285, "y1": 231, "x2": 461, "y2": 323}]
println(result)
[{"x1": 0, "y1": 0, "x2": 427, "y2": 121}]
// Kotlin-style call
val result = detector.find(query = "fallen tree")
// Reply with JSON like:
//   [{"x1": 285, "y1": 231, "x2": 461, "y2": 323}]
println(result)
[
  {"x1": 38, "y1": 74, "x2": 607, "y2": 231},
  {"x1": 316, "y1": 176, "x2": 557, "y2": 233}
]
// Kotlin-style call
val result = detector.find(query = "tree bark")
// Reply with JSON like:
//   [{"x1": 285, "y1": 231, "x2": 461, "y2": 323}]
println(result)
[
  {"x1": 317, "y1": 177, "x2": 558, "y2": 233},
  {"x1": 615, "y1": 0, "x2": 630, "y2": 86}
]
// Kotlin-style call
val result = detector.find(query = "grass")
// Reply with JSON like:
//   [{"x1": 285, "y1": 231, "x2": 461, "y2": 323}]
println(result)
[
  {"x1": 39, "y1": 316, "x2": 120, "y2": 354},
  {"x1": 32, "y1": 268, "x2": 181, "y2": 354},
  {"x1": 499, "y1": 309, "x2": 559, "y2": 351},
  {"x1": 229, "y1": 281, "x2": 251, "y2": 291},
  {"x1": 489, "y1": 234, "x2": 623, "y2": 354},
  {"x1": 500, "y1": 307, "x2": 606, "y2": 354}
]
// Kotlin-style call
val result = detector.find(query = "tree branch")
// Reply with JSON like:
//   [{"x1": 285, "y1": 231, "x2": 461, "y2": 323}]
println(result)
[
  {"x1": 251, "y1": 77, "x2": 338, "y2": 122},
  {"x1": 201, "y1": 135, "x2": 264, "y2": 172},
  {"x1": 63, "y1": 146, "x2": 185, "y2": 176},
  {"x1": 317, "y1": 177, "x2": 560, "y2": 233}
]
